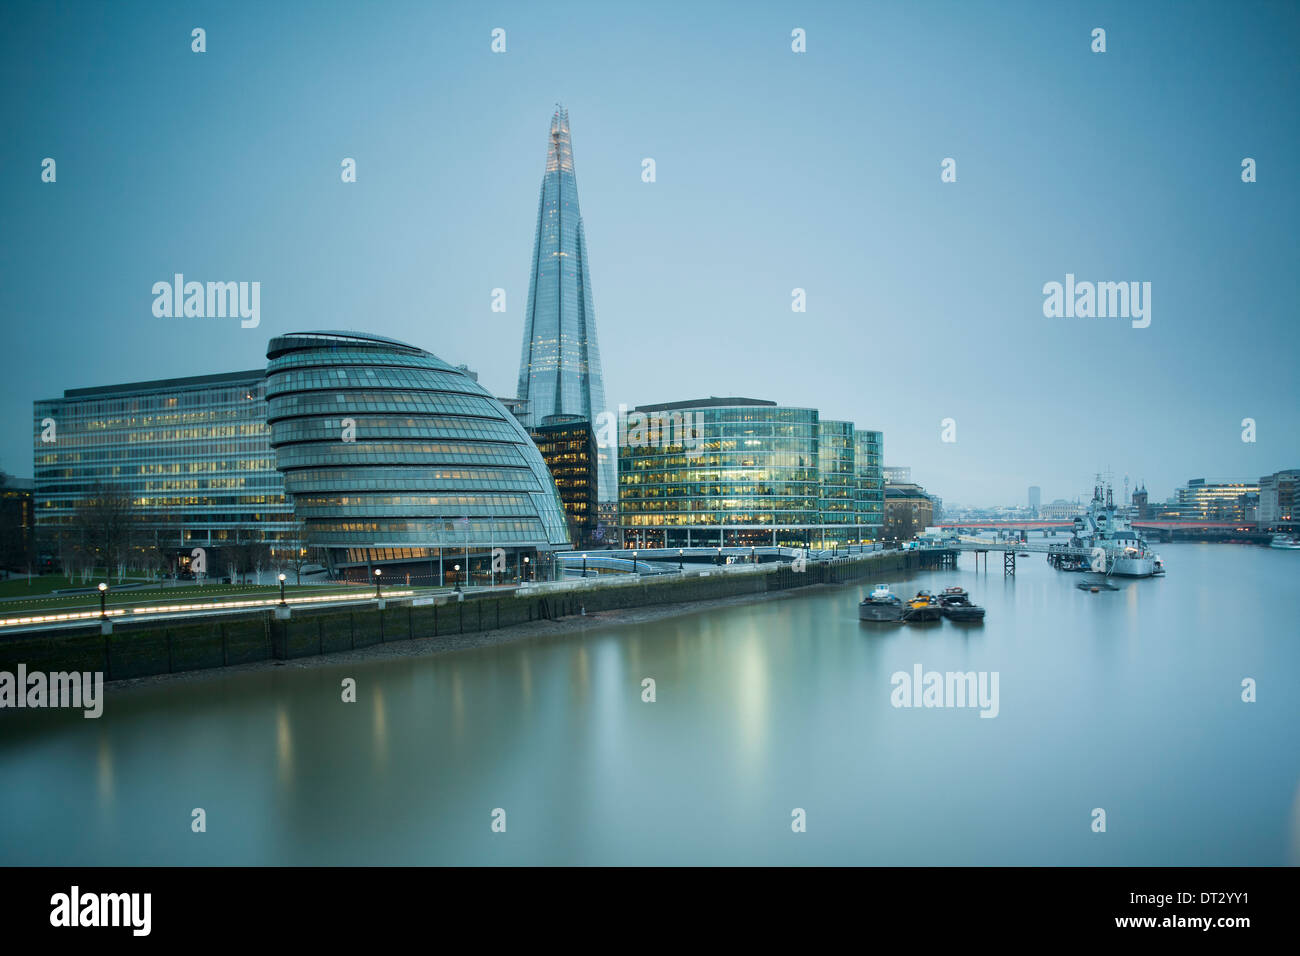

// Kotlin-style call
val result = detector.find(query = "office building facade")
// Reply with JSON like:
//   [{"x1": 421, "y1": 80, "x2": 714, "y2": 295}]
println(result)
[
  {"x1": 618, "y1": 398, "x2": 884, "y2": 549},
  {"x1": 528, "y1": 415, "x2": 598, "y2": 547},
  {"x1": 33, "y1": 370, "x2": 296, "y2": 571},
  {"x1": 266, "y1": 331, "x2": 571, "y2": 584}
]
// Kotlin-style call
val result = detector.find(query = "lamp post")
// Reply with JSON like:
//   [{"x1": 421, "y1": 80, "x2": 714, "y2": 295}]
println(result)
[
  {"x1": 632, "y1": 551, "x2": 638, "y2": 574},
  {"x1": 374, "y1": 567, "x2": 382, "y2": 599},
  {"x1": 278, "y1": 572, "x2": 287, "y2": 606},
  {"x1": 678, "y1": 548, "x2": 683, "y2": 573},
  {"x1": 582, "y1": 553, "x2": 588, "y2": 579},
  {"x1": 98, "y1": 582, "x2": 108, "y2": 620},
  {"x1": 522, "y1": 555, "x2": 530, "y2": 582},
  {"x1": 750, "y1": 546, "x2": 755, "y2": 565},
  {"x1": 715, "y1": 545, "x2": 722, "y2": 566},
  {"x1": 453, "y1": 564, "x2": 461, "y2": 591}
]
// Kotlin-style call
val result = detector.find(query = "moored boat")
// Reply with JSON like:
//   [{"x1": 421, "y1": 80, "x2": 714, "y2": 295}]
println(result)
[
  {"x1": 1269, "y1": 534, "x2": 1300, "y2": 550},
  {"x1": 939, "y1": 586, "x2": 986, "y2": 622},
  {"x1": 903, "y1": 590, "x2": 943, "y2": 622},
  {"x1": 859, "y1": 584, "x2": 904, "y2": 622}
]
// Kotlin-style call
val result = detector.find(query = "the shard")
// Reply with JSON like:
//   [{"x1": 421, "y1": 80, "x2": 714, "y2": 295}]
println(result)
[{"x1": 516, "y1": 107, "x2": 615, "y2": 502}]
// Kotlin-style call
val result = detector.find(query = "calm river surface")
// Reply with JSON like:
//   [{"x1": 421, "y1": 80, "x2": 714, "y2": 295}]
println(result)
[{"x1": 2, "y1": 542, "x2": 1298, "y2": 865}]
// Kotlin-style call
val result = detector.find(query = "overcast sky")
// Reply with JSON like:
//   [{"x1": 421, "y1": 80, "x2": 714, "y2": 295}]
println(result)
[{"x1": 2, "y1": 0, "x2": 1297, "y2": 506}]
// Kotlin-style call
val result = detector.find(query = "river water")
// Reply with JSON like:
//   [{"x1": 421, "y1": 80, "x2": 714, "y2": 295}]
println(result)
[{"x1": 2, "y1": 541, "x2": 1297, "y2": 865}]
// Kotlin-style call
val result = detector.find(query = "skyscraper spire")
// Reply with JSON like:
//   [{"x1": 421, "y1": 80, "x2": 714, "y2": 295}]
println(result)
[{"x1": 517, "y1": 106, "x2": 615, "y2": 502}]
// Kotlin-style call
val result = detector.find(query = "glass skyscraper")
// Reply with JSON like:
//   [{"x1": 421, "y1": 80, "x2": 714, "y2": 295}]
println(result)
[{"x1": 516, "y1": 107, "x2": 615, "y2": 503}]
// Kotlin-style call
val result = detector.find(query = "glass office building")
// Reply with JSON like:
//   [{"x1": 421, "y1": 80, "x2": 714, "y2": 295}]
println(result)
[
  {"x1": 266, "y1": 331, "x2": 571, "y2": 584},
  {"x1": 618, "y1": 398, "x2": 884, "y2": 549},
  {"x1": 854, "y1": 429, "x2": 885, "y2": 539},
  {"x1": 515, "y1": 107, "x2": 615, "y2": 503},
  {"x1": 32, "y1": 371, "x2": 295, "y2": 568},
  {"x1": 528, "y1": 415, "x2": 598, "y2": 548},
  {"x1": 818, "y1": 420, "x2": 856, "y2": 533}
]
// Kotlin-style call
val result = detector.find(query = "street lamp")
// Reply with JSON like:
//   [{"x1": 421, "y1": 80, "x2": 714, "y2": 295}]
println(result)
[
  {"x1": 98, "y1": 582, "x2": 108, "y2": 620},
  {"x1": 453, "y1": 564, "x2": 461, "y2": 591},
  {"x1": 632, "y1": 551, "x2": 638, "y2": 574},
  {"x1": 678, "y1": 548, "x2": 683, "y2": 573},
  {"x1": 522, "y1": 555, "x2": 530, "y2": 582},
  {"x1": 750, "y1": 546, "x2": 755, "y2": 564},
  {"x1": 374, "y1": 567, "x2": 382, "y2": 598},
  {"x1": 582, "y1": 553, "x2": 588, "y2": 578},
  {"x1": 278, "y1": 572, "x2": 287, "y2": 606},
  {"x1": 715, "y1": 545, "x2": 722, "y2": 566}
]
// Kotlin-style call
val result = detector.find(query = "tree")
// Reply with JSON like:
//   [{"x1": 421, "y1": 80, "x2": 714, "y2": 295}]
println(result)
[{"x1": 73, "y1": 484, "x2": 138, "y2": 582}]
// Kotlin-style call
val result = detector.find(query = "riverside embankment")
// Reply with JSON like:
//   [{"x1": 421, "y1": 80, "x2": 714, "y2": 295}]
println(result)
[{"x1": 0, "y1": 550, "x2": 916, "y2": 682}]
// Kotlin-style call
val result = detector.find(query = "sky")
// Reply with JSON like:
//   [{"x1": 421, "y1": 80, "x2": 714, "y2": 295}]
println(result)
[{"x1": 1, "y1": 0, "x2": 1297, "y2": 507}]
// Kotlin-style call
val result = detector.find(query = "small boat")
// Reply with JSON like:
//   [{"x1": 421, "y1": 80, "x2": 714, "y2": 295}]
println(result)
[
  {"x1": 1269, "y1": 534, "x2": 1300, "y2": 550},
  {"x1": 1152, "y1": 554, "x2": 1165, "y2": 575},
  {"x1": 903, "y1": 590, "x2": 943, "y2": 622},
  {"x1": 859, "y1": 584, "x2": 904, "y2": 623},
  {"x1": 939, "y1": 587, "x2": 985, "y2": 622}
]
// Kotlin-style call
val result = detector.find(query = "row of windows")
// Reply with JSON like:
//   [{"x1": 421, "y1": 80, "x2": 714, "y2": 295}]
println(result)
[
  {"x1": 268, "y1": 349, "x2": 451, "y2": 375},
  {"x1": 274, "y1": 443, "x2": 530, "y2": 470},
  {"x1": 266, "y1": 368, "x2": 482, "y2": 399},
  {"x1": 267, "y1": 391, "x2": 501, "y2": 420},
  {"x1": 270, "y1": 416, "x2": 521, "y2": 446},
  {"x1": 284, "y1": 467, "x2": 541, "y2": 494}
]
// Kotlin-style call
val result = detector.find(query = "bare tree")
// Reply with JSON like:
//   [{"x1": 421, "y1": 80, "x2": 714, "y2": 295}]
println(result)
[{"x1": 73, "y1": 484, "x2": 138, "y2": 583}]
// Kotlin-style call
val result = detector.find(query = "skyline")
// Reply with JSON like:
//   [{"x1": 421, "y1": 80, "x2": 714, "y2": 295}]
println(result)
[{"x1": 3, "y1": 0, "x2": 1298, "y2": 506}]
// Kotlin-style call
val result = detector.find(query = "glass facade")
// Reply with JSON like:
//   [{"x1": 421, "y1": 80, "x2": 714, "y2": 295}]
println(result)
[
  {"x1": 267, "y1": 331, "x2": 571, "y2": 584},
  {"x1": 818, "y1": 420, "x2": 856, "y2": 530},
  {"x1": 528, "y1": 416, "x2": 598, "y2": 548},
  {"x1": 516, "y1": 107, "x2": 615, "y2": 503},
  {"x1": 854, "y1": 429, "x2": 885, "y2": 538},
  {"x1": 33, "y1": 370, "x2": 295, "y2": 565},
  {"x1": 618, "y1": 399, "x2": 885, "y2": 549}
]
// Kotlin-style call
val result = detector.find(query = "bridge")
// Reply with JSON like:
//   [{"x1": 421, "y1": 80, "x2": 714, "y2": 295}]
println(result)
[{"x1": 936, "y1": 519, "x2": 1260, "y2": 534}]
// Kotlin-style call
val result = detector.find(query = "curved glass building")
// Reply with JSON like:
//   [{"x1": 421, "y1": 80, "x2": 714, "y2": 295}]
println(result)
[{"x1": 266, "y1": 331, "x2": 571, "y2": 584}]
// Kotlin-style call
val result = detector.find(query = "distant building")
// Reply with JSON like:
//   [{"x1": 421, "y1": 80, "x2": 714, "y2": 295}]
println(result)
[
  {"x1": 528, "y1": 416, "x2": 598, "y2": 547},
  {"x1": 0, "y1": 475, "x2": 35, "y2": 572},
  {"x1": 1170, "y1": 478, "x2": 1259, "y2": 522},
  {"x1": 1040, "y1": 498, "x2": 1080, "y2": 520},
  {"x1": 884, "y1": 482, "x2": 933, "y2": 542},
  {"x1": 883, "y1": 465, "x2": 911, "y2": 484},
  {"x1": 1028, "y1": 486, "x2": 1041, "y2": 514},
  {"x1": 499, "y1": 397, "x2": 529, "y2": 421},
  {"x1": 1132, "y1": 484, "x2": 1149, "y2": 520},
  {"x1": 927, "y1": 494, "x2": 943, "y2": 525},
  {"x1": 1258, "y1": 469, "x2": 1299, "y2": 530}
]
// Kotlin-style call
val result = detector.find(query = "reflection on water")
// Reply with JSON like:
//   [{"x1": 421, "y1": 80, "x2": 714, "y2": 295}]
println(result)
[{"x1": 1, "y1": 542, "x2": 1297, "y2": 865}]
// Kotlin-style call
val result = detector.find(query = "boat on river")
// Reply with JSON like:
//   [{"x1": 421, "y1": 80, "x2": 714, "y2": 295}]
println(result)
[
  {"x1": 903, "y1": 591, "x2": 943, "y2": 622},
  {"x1": 938, "y1": 586, "x2": 986, "y2": 622},
  {"x1": 1067, "y1": 480, "x2": 1158, "y2": 577},
  {"x1": 859, "y1": 584, "x2": 904, "y2": 622}
]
